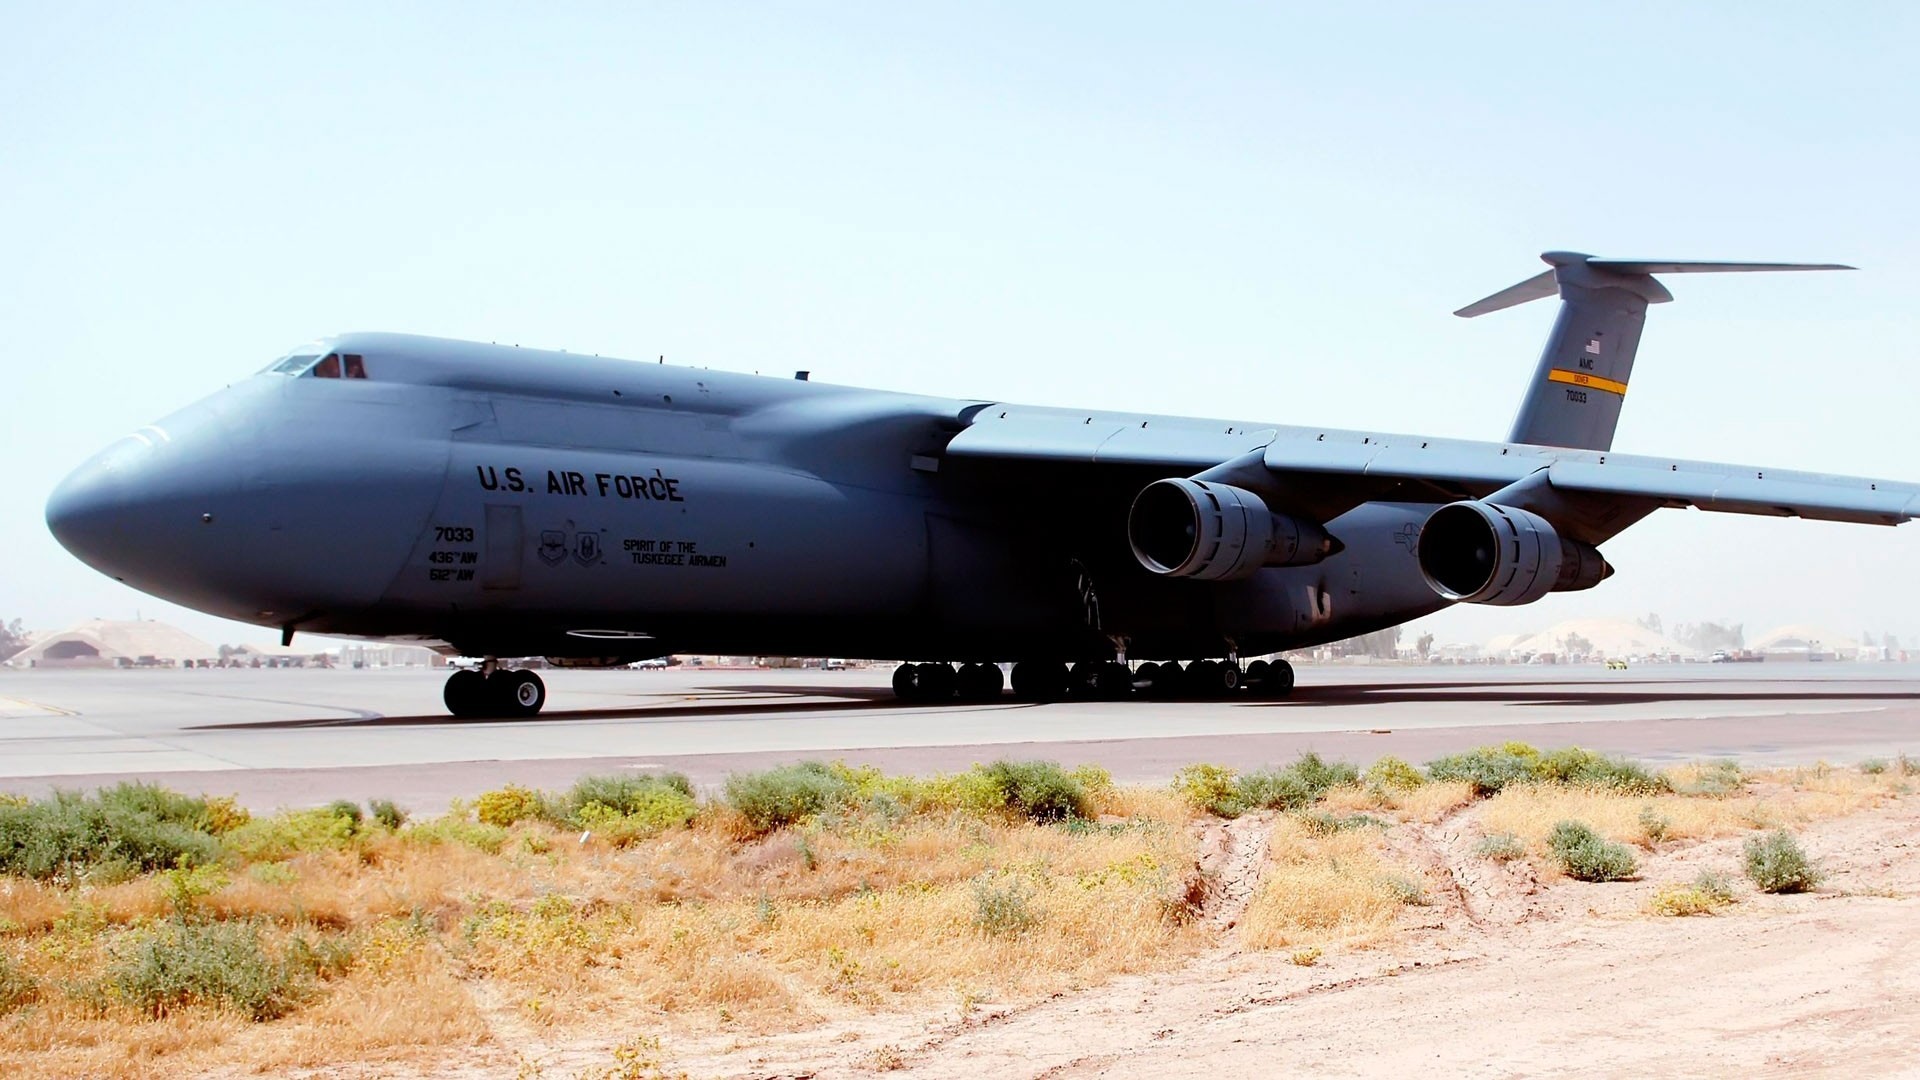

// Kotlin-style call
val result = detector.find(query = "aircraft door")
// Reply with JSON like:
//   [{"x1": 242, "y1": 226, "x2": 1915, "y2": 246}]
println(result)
[{"x1": 482, "y1": 504, "x2": 523, "y2": 591}]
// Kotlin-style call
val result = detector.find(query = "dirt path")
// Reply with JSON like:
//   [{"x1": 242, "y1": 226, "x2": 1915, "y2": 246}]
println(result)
[{"x1": 648, "y1": 797, "x2": 1920, "y2": 1079}]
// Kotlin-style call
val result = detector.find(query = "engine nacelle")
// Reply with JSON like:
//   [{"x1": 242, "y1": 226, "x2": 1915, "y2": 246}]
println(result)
[
  {"x1": 1128, "y1": 478, "x2": 1339, "y2": 581},
  {"x1": 1416, "y1": 501, "x2": 1612, "y2": 606}
]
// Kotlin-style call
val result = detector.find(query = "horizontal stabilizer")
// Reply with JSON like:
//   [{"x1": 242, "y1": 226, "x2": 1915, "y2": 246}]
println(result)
[{"x1": 1454, "y1": 252, "x2": 1853, "y2": 318}]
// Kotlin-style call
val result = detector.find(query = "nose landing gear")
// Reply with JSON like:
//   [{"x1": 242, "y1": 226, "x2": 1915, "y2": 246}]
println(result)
[{"x1": 444, "y1": 662, "x2": 547, "y2": 719}]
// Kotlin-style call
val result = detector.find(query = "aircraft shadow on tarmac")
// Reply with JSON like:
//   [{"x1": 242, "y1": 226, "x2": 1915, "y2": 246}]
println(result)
[{"x1": 184, "y1": 678, "x2": 1919, "y2": 731}]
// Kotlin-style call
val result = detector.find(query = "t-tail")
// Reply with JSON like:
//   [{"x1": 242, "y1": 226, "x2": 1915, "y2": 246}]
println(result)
[{"x1": 1456, "y1": 252, "x2": 1852, "y2": 452}]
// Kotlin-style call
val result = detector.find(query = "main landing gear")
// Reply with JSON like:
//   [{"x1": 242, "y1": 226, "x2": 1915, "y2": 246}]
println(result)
[
  {"x1": 444, "y1": 662, "x2": 548, "y2": 718},
  {"x1": 890, "y1": 659, "x2": 1295, "y2": 703}
]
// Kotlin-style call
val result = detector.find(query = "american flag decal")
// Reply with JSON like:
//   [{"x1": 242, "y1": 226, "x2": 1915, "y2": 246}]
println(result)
[{"x1": 1585, "y1": 339, "x2": 1602, "y2": 355}]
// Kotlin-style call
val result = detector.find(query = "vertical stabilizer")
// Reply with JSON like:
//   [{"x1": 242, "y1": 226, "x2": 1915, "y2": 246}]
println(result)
[{"x1": 1455, "y1": 252, "x2": 1851, "y2": 452}]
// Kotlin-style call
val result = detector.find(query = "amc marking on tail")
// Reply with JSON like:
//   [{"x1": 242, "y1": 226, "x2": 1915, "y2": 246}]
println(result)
[{"x1": 1546, "y1": 369, "x2": 1628, "y2": 397}]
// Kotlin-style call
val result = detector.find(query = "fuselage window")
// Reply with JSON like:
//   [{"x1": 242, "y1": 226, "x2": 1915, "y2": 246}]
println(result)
[
  {"x1": 312, "y1": 354, "x2": 341, "y2": 379},
  {"x1": 343, "y1": 353, "x2": 367, "y2": 379}
]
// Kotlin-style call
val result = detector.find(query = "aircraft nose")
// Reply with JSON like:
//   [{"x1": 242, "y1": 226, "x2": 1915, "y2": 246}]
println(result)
[{"x1": 46, "y1": 415, "x2": 241, "y2": 600}]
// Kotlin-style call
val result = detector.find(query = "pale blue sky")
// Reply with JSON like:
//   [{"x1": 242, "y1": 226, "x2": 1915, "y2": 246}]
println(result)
[{"x1": 4, "y1": 3, "x2": 1917, "y2": 650}]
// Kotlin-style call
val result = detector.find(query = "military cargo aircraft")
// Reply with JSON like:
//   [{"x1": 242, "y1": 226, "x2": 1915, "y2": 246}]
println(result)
[{"x1": 46, "y1": 253, "x2": 1918, "y2": 717}]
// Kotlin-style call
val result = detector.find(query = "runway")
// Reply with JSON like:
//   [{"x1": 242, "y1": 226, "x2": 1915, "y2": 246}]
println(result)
[{"x1": 2, "y1": 664, "x2": 1918, "y2": 811}]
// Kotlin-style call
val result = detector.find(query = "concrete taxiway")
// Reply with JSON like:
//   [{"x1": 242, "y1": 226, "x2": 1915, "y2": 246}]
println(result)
[{"x1": 2, "y1": 664, "x2": 1917, "y2": 811}]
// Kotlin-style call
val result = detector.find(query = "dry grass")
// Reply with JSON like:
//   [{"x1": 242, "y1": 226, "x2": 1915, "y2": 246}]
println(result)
[
  {"x1": 1321, "y1": 780, "x2": 1476, "y2": 823},
  {"x1": 2, "y1": 757, "x2": 1907, "y2": 1078},
  {"x1": 1476, "y1": 765, "x2": 1913, "y2": 864},
  {"x1": 1239, "y1": 814, "x2": 1425, "y2": 950},
  {"x1": 0, "y1": 781, "x2": 1205, "y2": 1079}
]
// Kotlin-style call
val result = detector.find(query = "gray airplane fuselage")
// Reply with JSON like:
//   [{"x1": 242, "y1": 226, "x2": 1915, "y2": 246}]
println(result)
[{"x1": 47, "y1": 333, "x2": 1440, "y2": 662}]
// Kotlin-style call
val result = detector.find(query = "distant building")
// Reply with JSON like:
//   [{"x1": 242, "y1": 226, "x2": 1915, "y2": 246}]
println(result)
[{"x1": 6, "y1": 619, "x2": 219, "y2": 668}]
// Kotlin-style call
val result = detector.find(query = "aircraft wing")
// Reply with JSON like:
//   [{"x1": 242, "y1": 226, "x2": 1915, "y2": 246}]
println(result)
[{"x1": 943, "y1": 405, "x2": 1920, "y2": 531}]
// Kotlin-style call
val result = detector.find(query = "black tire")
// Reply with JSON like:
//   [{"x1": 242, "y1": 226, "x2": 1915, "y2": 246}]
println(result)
[
  {"x1": 1010, "y1": 661, "x2": 1067, "y2": 702},
  {"x1": 1184, "y1": 660, "x2": 1216, "y2": 697},
  {"x1": 1148, "y1": 661, "x2": 1183, "y2": 698},
  {"x1": 502, "y1": 670, "x2": 546, "y2": 717},
  {"x1": 1264, "y1": 658, "x2": 1296, "y2": 698},
  {"x1": 957, "y1": 662, "x2": 1004, "y2": 701},
  {"x1": 892, "y1": 663, "x2": 920, "y2": 701},
  {"x1": 444, "y1": 669, "x2": 487, "y2": 718},
  {"x1": 1095, "y1": 661, "x2": 1133, "y2": 700},
  {"x1": 920, "y1": 662, "x2": 956, "y2": 701},
  {"x1": 1246, "y1": 659, "x2": 1271, "y2": 685},
  {"x1": 1067, "y1": 662, "x2": 1100, "y2": 699}
]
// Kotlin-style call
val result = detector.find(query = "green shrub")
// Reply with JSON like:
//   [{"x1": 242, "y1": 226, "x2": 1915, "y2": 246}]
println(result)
[
  {"x1": 401, "y1": 816, "x2": 509, "y2": 854},
  {"x1": 1299, "y1": 810, "x2": 1382, "y2": 836},
  {"x1": 1425, "y1": 745, "x2": 1539, "y2": 796},
  {"x1": 1637, "y1": 805, "x2": 1672, "y2": 845},
  {"x1": 1675, "y1": 760, "x2": 1745, "y2": 798},
  {"x1": 92, "y1": 921, "x2": 308, "y2": 1020},
  {"x1": 1172, "y1": 764, "x2": 1242, "y2": 816},
  {"x1": 1234, "y1": 769, "x2": 1312, "y2": 813},
  {"x1": 1067, "y1": 764, "x2": 1115, "y2": 800},
  {"x1": 1536, "y1": 749, "x2": 1671, "y2": 795},
  {"x1": 221, "y1": 808, "x2": 360, "y2": 862},
  {"x1": 1363, "y1": 755, "x2": 1425, "y2": 792},
  {"x1": 1474, "y1": 832, "x2": 1526, "y2": 862},
  {"x1": 323, "y1": 800, "x2": 364, "y2": 831},
  {"x1": 0, "y1": 951, "x2": 37, "y2": 1014},
  {"x1": 1860, "y1": 758, "x2": 1890, "y2": 776},
  {"x1": 1381, "y1": 874, "x2": 1431, "y2": 906},
  {"x1": 1693, "y1": 870, "x2": 1738, "y2": 905},
  {"x1": 1428, "y1": 744, "x2": 1668, "y2": 797},
  {"x1": 560, "y1": 768, "x2": 695, "y2": 818},
  {"x1": 368, "y1": 799, "x2": 408, "y2": 831},
  {"x1": 574, "y1": 788, "x2": 698, "y2": 846},
  {"x1": 0, "y1": 789, "x2": 222, "y2": 880},
  {"x1": 1650, "y1": 870, "x2": 1739, "y2": 916},
  {"x1": 1546, "y1": 821, "x2": 1638, "y2": 882},
  {"x1": 725, "y1": 762, "x2": 855, "y2": 833},
  {"x1": 1239, "y1": 753, "x2": 1361, "y2": 812},
  {"x1": 1743, "y1": 830, "x2": 1821, "y2": 893},
  {"x1": 977, "y1": 760, "x2": 1088, "y2": 823},
  {"x1": 474, "y1": 785, "x2": 548, "y2": 828},
  {"x1": 1289, "y1": 752, "x2": 1359, "y2": 793},
  {"x1": 970, "y1": 874, "x2": 1040, "y2": 936}
]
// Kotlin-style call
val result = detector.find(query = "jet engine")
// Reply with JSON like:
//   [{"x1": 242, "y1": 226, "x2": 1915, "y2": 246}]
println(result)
[
  {"x1": 1416, "y1": 500, "x2": 1611, "y2": 606},
  {"x1": 1127, "y1": 478, "x2": 1339, "y2": 581}
]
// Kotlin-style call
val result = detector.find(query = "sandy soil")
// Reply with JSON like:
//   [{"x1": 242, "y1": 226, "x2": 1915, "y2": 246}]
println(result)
[{"x1": 276, "y1": 793, "x2": 1920, "y2": 1079}]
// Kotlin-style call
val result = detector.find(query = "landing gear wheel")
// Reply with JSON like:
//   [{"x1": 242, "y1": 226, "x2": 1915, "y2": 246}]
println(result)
[
  {"x1": 499, "y1": 670, "x2": 546, "y2": 717},
  {"x1": 923, "y1": 662, "x2": 956, "y2": 700},
  {"x1": 1187, "y1": 660, "x2": 1240, "y2": 698},
  {"x1": 1262, "y1": 658, "x2": 1295, "y2": 698},
  {"x1": 892, "y1": 663, "x2": 919, "y2": 700},
  {"x1": 444, "y1": 669, "x2": 487, "y2": 718},
  {"x1": 956, "y1": 662, "x2": 1005, "y2": 701},
  {"x1": 1146, "y1": 661, "x2": 1183, "y2": 698},
  {"x1": 1010, "y1": 661, "x2": 1068, "y2": 702},
  {"x1": 1067, "y1": 662, "x2": 1101, "y2": 699},
  {"x1": 1094, "y1": 661, "x2": 1133, "y2": 700}
]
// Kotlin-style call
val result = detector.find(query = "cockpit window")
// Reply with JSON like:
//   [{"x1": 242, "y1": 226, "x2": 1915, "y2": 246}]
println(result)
[
  {"x1": 260, "y1": 346, "x2": 369, "y2": 379},
  {"x1": 268, "y1": 353, "x2": 320, "y2": 374}
]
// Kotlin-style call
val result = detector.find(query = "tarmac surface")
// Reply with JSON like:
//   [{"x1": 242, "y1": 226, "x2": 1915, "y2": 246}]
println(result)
[{"x1": 3, "y1": 663, "x2": 1919, "y2": 811}]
